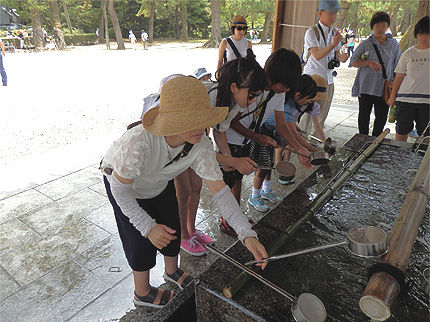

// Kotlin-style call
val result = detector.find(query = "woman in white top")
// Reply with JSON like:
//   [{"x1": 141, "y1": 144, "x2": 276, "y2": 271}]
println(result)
[
  {"x1": 101, "y1": 76, "x2": 268, "y2": 308},
  {"x1": 217, "y1": 14, "x2": 252, "y2": 70}
]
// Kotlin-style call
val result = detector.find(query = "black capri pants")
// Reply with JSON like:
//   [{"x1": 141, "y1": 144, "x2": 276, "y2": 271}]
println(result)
[
  {"x1": 221, "y1": 143, "x2": 250, "y2": 188},
  {"x1": 104, "y1": 176, "x2": 181, "y2": 271}
]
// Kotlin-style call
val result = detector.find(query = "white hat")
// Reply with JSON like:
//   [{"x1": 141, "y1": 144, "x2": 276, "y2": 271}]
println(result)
[
  {"x1": 194, "y1": 68, "x2": 212, "y2": 80},
  {"x1": 141, "y1": 74, "x2": 184, "y2": 118}
]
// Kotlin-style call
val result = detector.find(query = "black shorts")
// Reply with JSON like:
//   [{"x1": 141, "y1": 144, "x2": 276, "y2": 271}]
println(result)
[
  {"x1": 249, "y1": 125, "x2": 276, "y2": 167},
  {"x1": 395, "y1": 101, "x2": 430, "y2": 136},
  {"x1": 104, "y1": 176, "x2": 180, "y2": 271},
  {"x1": 221, "y1": 143, "x2": 250, "y2": 188}
]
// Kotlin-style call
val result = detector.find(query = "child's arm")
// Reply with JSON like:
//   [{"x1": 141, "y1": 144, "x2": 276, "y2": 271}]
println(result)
[
  {"x1": 312, "y1": 116, "x2": 326, "y2": 141},
  {"x1": 387, "y1": 73, "x2": 406, "y2": 107}
]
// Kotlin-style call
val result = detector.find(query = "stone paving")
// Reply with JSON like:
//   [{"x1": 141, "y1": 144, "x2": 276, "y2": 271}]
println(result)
[{"x1": 0, "y1": 103, "x2": 414, "y2": 321}]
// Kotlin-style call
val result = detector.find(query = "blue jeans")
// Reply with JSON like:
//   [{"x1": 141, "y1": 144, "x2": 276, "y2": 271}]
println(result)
[{"x1": 0, "y1": 54, "x2": 7, "y2": 85}]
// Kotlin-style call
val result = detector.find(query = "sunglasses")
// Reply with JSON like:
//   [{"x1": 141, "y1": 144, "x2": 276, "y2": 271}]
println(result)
[
  {"x1": 235, "y1": 26, "x2": 247, "y2": 31},
  {"x1": 248, "y1": 90, "x2": 261, "y2": 100}
]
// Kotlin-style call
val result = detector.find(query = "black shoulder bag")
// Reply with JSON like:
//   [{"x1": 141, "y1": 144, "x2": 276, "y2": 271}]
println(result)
[{"x1": 224, "y1": 37, "x2": 242, "y2": 63}]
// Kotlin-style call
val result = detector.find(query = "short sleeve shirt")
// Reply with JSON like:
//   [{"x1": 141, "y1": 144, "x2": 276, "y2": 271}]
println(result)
[
  {"x1": 395, "y1": 46, "x2": 430, "y2": 104},
  {"x1": 264, "y1": 97, "x2": 294, "y2": 131},
  {"x1": 225, "y1": 91, "x2": 285, "y2": 145},
  {"x1": 303, "y1": 22, "x2": 342, "y2": 85},
  {"x1": 350, "y1": 35, "x2": 401, "y2": 98},
  {"x1": 102, "y1": 126, "x2": 222, "y2": 199}
]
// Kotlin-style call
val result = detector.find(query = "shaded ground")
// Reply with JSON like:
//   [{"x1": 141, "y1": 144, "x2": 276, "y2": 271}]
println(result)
[{"x1": 0, "y1": 42, "x2": 415, "y2": 321}]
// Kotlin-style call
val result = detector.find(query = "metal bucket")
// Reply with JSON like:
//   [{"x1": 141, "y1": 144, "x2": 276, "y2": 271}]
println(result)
[
  {"x1": 276, "y1": 161, "x2": 296, "y2": 182},
  {"x1": 346, "y1": 226, "x2": 388, "y2": 258},
  {"x1": 310, "y1": 151, "x2": 330, "y2": 165},
  {"x1": 291, "y1": 293, "x2": 327, "y2": 322}
]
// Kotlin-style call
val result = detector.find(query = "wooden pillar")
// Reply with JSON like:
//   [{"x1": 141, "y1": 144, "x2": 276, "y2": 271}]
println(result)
[
  {"x1": 360, "y1": 146, "x2": 430, "y2": 321},
  {"x1": 272, "y1": 0, "x2": 319, "y2": 54}
]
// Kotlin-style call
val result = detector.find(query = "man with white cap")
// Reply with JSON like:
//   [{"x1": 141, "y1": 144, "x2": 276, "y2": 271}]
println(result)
[{"x1": 300, "y1": 0, "x2": 349, "y2": 135}]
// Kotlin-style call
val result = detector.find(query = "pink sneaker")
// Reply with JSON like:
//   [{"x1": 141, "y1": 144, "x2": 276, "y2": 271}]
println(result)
[
  {"x1": 180, "y1": 236, "x2": 206, "y2": 256},
  {"x1": 192, "y1": 229, "x2": 214, "y2": 245}
]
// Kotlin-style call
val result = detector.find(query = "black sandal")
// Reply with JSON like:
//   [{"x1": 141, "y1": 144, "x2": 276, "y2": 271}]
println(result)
[
  {"x1": 163, "y1": 268, "x2": 194, "y2": 290},
  {"x1": 133, "y1": 287, "x2": 173, "y2": 308}
]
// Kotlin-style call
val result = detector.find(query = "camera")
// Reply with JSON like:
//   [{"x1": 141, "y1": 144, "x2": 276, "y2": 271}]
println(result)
[
  {"x1": 328, "y1": 58, "x2": 340, "y2": 77},
  {"x1": 328, "y1": 59, "x2": 340, "y2": 70}
]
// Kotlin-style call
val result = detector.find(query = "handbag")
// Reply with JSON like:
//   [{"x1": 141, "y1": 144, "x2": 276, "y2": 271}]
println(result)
[{"x1": 372, "y1": 43, "x2": 392, "y2": 105}]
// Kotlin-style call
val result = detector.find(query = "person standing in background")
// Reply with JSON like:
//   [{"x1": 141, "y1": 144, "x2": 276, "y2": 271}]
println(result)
[
  {"x1": 347, "y1": 32, "x2": 355, "y2": 56},
  {"x1": 350, "y1": 11, "x2": 401, "y2": 137},
  {"x1": 141, "y1": 30, "x2": 148, "y2": 50},
  {"x1": 388, "y1": 16, "x2": 430, "y2": 141},
  {"x1": 217, "y1": 15, "x2": 252, "y2": 70},
  {"x1": 129, "y1": 30, "x2": 137, "y2": 50},
  {"x1": 0, "y1": 38, "x2": 7, "y2": 86},
  {"x1": 300, "y1": 0, "x2": 349, "y2": 135}
]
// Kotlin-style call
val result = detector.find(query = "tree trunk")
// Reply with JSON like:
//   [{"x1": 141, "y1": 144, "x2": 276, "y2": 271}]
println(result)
[
  {"x1": 181, "y1": 1, "x2": 188, "y2": 42},
  {"x1": 61, "y1": 0, "x2": 72, "y2": 34},
  {"x1": 98, "y1": 10, "x2": 104, "y2": 42},
  {"x1": 399, "y1": 0, "x2": 430, "y2": 52},
  {"x1": 148, "y1": 1, "x2": 155, "y2": 43},
  {"x1": 175, "y1": 4, "x2": 180, "y2": 39},
  {"x1": 30, "y1": 6, "x2": 44, "y2": 51},
  {"x1": 48, "y1": 0, "x2": 67, "y2": 50},
  {"x1": 335, "y1": 1, "x2": 350, "y2": 29},
  {"x1": 209, "y1": 0, "x2": 222, "y2": 47},
  {"x1": 107, "y1": 0, "x2": 125, "y2": 49},
  {"x1": 102, "y1": 0, "x2": 110, "y2": 49},
  {"x1": 261, "y1": 11, "x2": 272, "y2": 44},
  {"x1": 400, "y1": 7, "x2": 411, "y2": 35},
  {"x1": 390, "y1": 5, "x2": 400, "y2": 36}
]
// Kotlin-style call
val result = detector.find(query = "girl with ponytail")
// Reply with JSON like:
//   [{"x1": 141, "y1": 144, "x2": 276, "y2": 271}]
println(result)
[{"x1": 174, "y1": 48, "x2": 268, "y2": 251}]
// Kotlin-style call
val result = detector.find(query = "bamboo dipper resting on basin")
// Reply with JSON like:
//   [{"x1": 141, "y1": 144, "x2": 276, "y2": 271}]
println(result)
[{"x1": 359, "y1": 146, "x2": 430, "y2": 321}]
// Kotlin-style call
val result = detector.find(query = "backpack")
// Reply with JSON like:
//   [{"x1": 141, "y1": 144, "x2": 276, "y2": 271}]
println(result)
[{"x1": 301, "y1": 25, "x2": 320, "y2": 66}]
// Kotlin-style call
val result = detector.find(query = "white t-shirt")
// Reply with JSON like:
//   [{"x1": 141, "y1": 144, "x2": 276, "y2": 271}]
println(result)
[
  {"x1": 208, "y1": 87, "x2": 243, "y2": 133},
  {"x1": 102, "y1": 125, "x2": 222, "y2": 199},
  {"x1": 303, "y1": 22, "x2": 342, "y2": 85},
  {"x1": 395, "y1": 46, "x2": 430, "y2": 104},
  {"x1": 226, "y1": 91, "x2": 285, "y2": 145},
  {"x1": 225, "y1": 36, "x2": 249, "y2": 62}
]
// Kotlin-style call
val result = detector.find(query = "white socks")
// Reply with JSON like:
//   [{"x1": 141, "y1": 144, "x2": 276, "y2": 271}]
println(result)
[
  {"x1": 262, "y1": 180, "x2": 271, "y2": 193},
  {"x1": 252, "y1": 188, "x2": 261, "y2": 198},
  {"x1": 252, "y1": 180, "x2": 271, "y2": 198}
]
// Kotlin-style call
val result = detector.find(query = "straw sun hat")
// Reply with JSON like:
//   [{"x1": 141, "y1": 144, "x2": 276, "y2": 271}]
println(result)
[
  {"x1": 230, "y1": 15, "x2": 247, "y2": 28},
  {"x1": 310, "y1": 74, "x2": 328, "y2": 101},
  {"x1": 142, "y1": 76, "x2": 228, "y2": 136}
]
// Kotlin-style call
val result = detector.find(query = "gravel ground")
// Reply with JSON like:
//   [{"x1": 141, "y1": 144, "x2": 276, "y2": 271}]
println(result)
[{"x1": 1, "y1": 42, "x2": 358, "y2": 196}]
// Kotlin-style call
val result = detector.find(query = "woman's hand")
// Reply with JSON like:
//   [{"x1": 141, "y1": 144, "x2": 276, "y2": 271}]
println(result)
[
  {"x1": 244, "y1": 237, "x2": 269, "y2": 270},
  {"x1": 147, "y1": 224, "x2": 177, "y2": 249},
  {"x1": 255, "y1": 134, "x2": 277, "y2": 148},
  {"x1": 368, "y1": 60, "x2": 382, "y2": 71},
  {"x1": 233, "y1": 157, "x2": 258, "y2": 175}
]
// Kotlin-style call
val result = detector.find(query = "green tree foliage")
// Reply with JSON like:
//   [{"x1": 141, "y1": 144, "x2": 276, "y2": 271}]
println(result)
[{"x1": 339, "y1": 0, "x2": 420, "y2": 37}]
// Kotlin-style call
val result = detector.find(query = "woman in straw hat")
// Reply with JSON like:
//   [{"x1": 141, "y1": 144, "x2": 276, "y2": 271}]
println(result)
[
  {"x1": 101, "y1": 76, "x2": 268, "y2": 308},
  {"x1": 217, "y1": 14, "x2": 252, "y2": 70}
]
